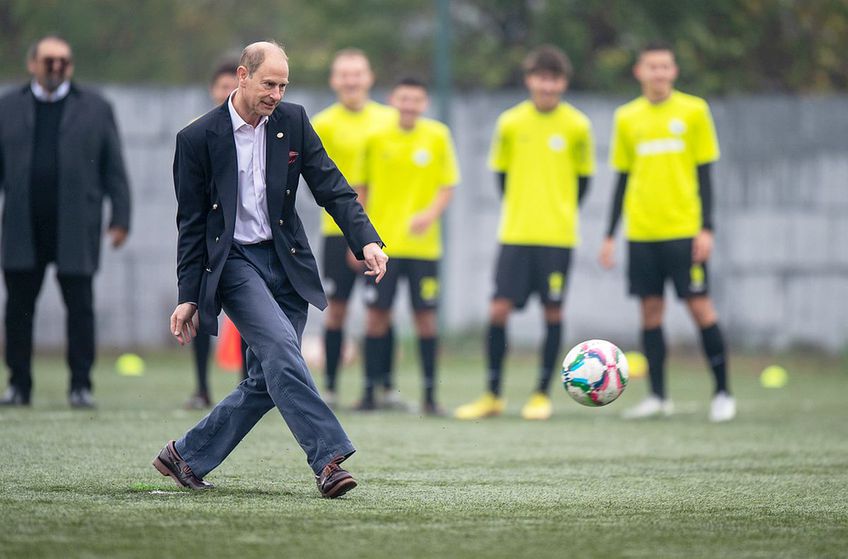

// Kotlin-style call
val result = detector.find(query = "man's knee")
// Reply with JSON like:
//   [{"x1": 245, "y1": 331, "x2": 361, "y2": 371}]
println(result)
[
  {"x1": 641, "y1": 296, "x2": 664, "y2": 329},
  {"x1": 489, "y1": 298, "x2": 512, "y2": 326}
]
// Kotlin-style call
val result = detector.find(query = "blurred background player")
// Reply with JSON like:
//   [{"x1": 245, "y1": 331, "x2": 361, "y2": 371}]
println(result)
[
  {"x1": 312, "y1": 49, "x2": 396, "y2": 408},
  {"x1": 455, "y1": 45, "x2": 594, "y2": 421},
  {"x1": 599, "y1": 41, "x2": 735, "y2": 422},
  {"x1": 184, "y1": 60, "x2": 243, "y2": 410},
  {"x1": 358, "y1": 77, "x2": 459, "y2": 414}
]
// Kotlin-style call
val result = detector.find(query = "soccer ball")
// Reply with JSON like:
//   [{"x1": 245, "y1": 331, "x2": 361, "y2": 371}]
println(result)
[{"x1": 561, "y1": 339, "x2": 629, "y2": 407}]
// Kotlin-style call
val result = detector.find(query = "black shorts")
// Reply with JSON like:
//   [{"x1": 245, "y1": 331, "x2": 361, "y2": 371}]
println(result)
[
  {"x1": 364, "y1": 258, "x2": 439, "y2": 311},
  {"x1": 321, "y1": 235, "x2": 358, "y2": 301},
  {"x1": 628, "y1": 238, "x2": 709, "y2": 299},
  {"x1": 493, "y1": 245, "x2": 572, "y2": 309}
]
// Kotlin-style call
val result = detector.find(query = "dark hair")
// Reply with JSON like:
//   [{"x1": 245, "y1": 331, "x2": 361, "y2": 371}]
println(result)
[
  {"x1": 238, "y1": 40, "x2": 287, "y2": 77},
  {"x1": 522, "y1": 45, "x2": 572, "y2": 79},
  {"x1": 392, "y1": 76, "x2": 428, "y2": 92},
  {"x1": 639, "y1": 41, "x2": 675, "y2": 58},
  {"x1": 27, "y1": 35, "x2": 72, "y2": 62},
  {"x1": 210, "y1": 60, "x2": 239, "y2": 84}
]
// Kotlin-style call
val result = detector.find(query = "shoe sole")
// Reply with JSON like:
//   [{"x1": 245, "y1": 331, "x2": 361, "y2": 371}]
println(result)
[
  {"x1": 152, "y1": 457, "x2": 189, "y2": 489},
  {"x1": 322, "y1": 478, "x2": 357, "y2": 499}
]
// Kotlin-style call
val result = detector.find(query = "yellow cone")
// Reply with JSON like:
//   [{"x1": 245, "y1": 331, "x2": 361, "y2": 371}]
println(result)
[
  {"x1": 116, "y1": 353, "x2": 145, "y2": 376},
  {"x1": 625, "y1": 351, "x2": 648, "y2": 379},
  {"x1": 760, "y1": 365, "x2": 788, "y2": 388}
]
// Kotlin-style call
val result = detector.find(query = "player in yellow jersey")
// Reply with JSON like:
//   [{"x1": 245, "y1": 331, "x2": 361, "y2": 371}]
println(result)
[
  {"x1": 312, "y1": 49, "x2": 396, "y2": 408},
  {"x1": 455, "y1": 45, "x2": 594, "y2": 421},
  {"x1": 599, "y1": 42, "x2": 735, "y2": 422},
  {"x1": 358, "y1": 77, "x2": 459, "y2": 414}
]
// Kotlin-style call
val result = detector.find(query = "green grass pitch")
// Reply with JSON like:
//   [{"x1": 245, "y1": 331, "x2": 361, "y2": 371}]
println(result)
[{"x1": 0, "y1": 343, "x2": 846, "y2": 558}]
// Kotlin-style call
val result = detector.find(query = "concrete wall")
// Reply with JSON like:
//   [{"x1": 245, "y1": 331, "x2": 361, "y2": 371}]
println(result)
[{"x1": 2, "y1": 84, "x2": 847, "y2": 352}]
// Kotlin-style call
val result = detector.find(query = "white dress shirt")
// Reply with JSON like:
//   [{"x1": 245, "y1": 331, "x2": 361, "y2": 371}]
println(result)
[
  {"x1": 228, "y1": 93, "x2": 273, "y2": 243},
  {"x1": 31, "y1": 80, "x2": 70, "y2": 102}
]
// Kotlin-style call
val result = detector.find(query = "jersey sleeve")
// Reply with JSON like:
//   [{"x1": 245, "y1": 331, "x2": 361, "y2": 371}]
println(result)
[
  {"x1": 487, "y1": 114, "x2": 509, "y2": 172},
  {"x1": 609, "y1": 110, "x2": 632, "y2": 172},
  {"x1": 440, "y1": 128, "x2": 461, "y2": 186},
  {"x1": 693, "y1": 102, "x2": 720, "y2": 165},
  {"x1": 574, "y1": 119, "x2": 596, "y2": 177}
]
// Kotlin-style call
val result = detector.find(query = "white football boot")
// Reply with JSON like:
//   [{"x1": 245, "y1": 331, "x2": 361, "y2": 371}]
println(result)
[
  {"x1": 709, "y1": 391, "x2": 736, "y2": 423},
  {"x1": 621, "y1": 394, "x2": 673, "y2": 419}
]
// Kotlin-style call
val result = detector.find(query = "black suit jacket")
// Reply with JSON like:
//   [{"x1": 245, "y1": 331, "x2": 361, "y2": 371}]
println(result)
[
  {"x1": 0, "y1": 83, "x2": 131, "y2": 274},
  {"x1": 174, "y1": 101, "x2": 382, "y2": 336}
]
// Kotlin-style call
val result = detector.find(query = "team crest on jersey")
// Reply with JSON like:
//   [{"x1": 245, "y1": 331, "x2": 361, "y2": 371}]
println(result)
[
  {"x1": 548, "y1": 134, "x2": 566, "y2": 152},
  {"x1": 413, "y1": 148, "x2": 432, "y2": 166},
  {"x1": 668, "y1": 118, "x2": 687, "y2": 135}
]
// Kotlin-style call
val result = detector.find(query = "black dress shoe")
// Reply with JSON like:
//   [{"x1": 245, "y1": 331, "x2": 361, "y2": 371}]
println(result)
[
  {"x1": 0, "y1": 386, "x2": 30, "y2": 406},
  {"x1": 152, "y1": 440, "x2": 214, "y2": 490},
  {"x1": 316, "y1": 460, "x2": 357, "y2": 498}
]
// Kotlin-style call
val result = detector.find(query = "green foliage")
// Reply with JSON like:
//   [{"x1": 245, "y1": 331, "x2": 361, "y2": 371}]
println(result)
[{"x1": 1, "y1": 0, "x2": 846, "y2": 93}]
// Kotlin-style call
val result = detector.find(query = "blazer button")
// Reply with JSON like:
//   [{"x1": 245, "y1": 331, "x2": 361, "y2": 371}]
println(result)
[
  {"x1": 212, "y1": 203, "x2": 218, "y2": 210},
  {"x1": 285, "y1": 189, "x2": 291, "y2": 195},
  {"x1": 205, "y1": 267, "x2": 212, "y2": 272},
  {"x1": 290, "y1": 247, "x2": 296, "y2": 254},
  {"x1": 278, "y1": 219, "x2": 284, "y2": 226},
  {"x1": 215, "y1": 236, "x2": 219, "y2": 242}
]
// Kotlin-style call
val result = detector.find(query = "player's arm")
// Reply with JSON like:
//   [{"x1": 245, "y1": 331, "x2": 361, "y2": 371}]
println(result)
[
  {"x1": 410, "y1": 186, "x2": 455, "y2": 236},
  {"x1": 496, "y1": 172, "x2": 506, "y2": 198},
  {"x1": 692, "y1": 163, "x2": 714, "y2": 263},
  {"x1": 577, "y1": 176, "x2": 591, "y2": 207},
  {"x1": 599, "y1": 172, "x2": 628, "y2": 269}
]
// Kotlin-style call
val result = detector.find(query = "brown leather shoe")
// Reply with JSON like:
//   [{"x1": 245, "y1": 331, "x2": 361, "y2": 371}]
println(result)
[
  {"x1": 316, "y1": 460, "x2": 357, "y2": 498},
  {"x1": 152, "y1": 441, "x2": 214, "y2": 490}
]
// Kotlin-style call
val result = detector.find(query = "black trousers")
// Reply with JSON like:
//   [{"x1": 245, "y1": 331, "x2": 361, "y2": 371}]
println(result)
[{"x1": 3, "y1": 266, "x2": 95, "y2": 397}]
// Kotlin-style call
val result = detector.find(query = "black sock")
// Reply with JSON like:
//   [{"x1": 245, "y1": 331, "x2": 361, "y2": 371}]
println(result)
[
  {"x1": 700, "y1": 323, "x2": 729, "y2": 394},
  {"x1": 642, "y1": 327, "x2": 666, "y2": 399},
  {"x1": 324, "y1": 328, "x2": 343, "y2": 391},
  {"x1": 192, "y1": 334, "x2": 211, "y2": 396},
  {"x1": 419, "y1": 337, "x2": 437, "y2": 404},
  {"x1": 537, "y1": 322, "x2": 562, "y2": 394},
  {"x1": 486, "y1": 324, "x2": 507, "y2": 396},
  {"x1": 363, "y1": 336, "x2": 384, "y2": 403},
  {"x1": 382, "y1": 326, "x2": 395, "y2": 390}
]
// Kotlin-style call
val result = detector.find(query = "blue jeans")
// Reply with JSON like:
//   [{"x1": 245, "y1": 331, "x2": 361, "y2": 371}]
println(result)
[{"x1": 175, "y1": 242, "x2": 355, "y2": 476}]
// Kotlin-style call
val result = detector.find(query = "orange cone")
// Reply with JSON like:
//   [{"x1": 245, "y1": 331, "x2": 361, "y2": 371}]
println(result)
[{"x1": 215, "y1": 316, "x2": 244, "y2": 372}]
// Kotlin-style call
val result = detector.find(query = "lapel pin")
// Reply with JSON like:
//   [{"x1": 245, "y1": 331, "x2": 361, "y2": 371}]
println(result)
[{"x1": 276, "y1": 132, "x2": 284, "y2": 139}]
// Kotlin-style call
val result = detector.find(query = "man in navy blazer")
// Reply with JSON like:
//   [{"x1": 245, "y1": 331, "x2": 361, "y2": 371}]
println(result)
[{"x1": 153, "y1": 41, "x2": 388, "y2": 498}]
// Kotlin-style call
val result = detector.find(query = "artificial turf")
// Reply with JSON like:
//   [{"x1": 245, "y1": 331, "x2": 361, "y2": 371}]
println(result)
[{"x1": 0, "y1": 344, "x2": 846, "y2": 558}]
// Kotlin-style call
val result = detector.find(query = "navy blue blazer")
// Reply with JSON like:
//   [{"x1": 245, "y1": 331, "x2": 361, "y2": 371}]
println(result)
[{"x1": 173, "y1": 101, "x2": 382, "y2": 336}]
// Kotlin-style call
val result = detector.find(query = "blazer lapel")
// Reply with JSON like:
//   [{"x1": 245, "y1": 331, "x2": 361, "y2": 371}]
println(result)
[
  {"x1": 265, "y1": 107, "x2": 289, "y2": 223},
  {"x1": 207, "y1": 106, "x2": 238, "y2": 229},
  {"x1": 59, "y1": 85, "x2": 79, "y2": 133}
]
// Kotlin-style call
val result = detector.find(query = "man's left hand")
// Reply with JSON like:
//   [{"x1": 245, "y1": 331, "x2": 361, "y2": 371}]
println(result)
[
  {"x1": 109, "y1": 227, "x2": 129, "y2": 248},
  {"x1": 692, "y1": 229, "x2": 713, "y2": 263},
  {"x1": 362, "y1": 242, "x2": 388, "y2": 283}
]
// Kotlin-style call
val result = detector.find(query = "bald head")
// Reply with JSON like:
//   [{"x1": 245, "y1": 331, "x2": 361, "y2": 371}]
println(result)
[{"x1": 239, "y1": 41, "x2": 288, "y2": 77}]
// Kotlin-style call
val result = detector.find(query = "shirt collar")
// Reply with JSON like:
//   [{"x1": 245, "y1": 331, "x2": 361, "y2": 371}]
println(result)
[
  {"x1": 31, "y1": 80, "x2": 71, "y2": 102},
  {"x1": 228, "y1": 91, "x2": 268, "y2": 130}
]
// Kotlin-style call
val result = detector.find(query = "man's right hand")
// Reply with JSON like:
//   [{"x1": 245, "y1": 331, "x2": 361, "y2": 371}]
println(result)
[
  {"x1": 170, "y1": 303, "x2": 199, "y2": 346},
  {"x1": 362, "y1": 242, "x2": 388, "y2": 283},
  {"x1": 599, "y1": 237, "x2": 616, "y2": 269}
]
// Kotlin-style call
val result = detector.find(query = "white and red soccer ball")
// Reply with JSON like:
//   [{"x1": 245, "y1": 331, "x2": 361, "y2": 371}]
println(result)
[{"x1": 561, "y1": 339, "x2": 629, "y2": 407}]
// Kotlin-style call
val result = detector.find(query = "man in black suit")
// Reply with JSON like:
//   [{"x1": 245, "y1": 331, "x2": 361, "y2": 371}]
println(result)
[
  {"x1": 153, "y1": 42, "x2": 387, "y2": 498},
  {"x1": 0, "y1": 35, "x2": 131, "y2": 408}
]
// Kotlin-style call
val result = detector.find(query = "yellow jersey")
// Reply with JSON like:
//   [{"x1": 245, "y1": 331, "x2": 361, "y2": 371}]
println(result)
[
  {"x1": 312, "y1": 101, "x2": 397, "y2": 236},
  {"x1": 363, "y1": 117, "x2": 460, "y2": 260},
  {"x1": 610, "y1": 90, "x2": 720, "y2": 241},
  {"x1": 489, "y1": 100, "x2": 594, "y2": 248}
]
